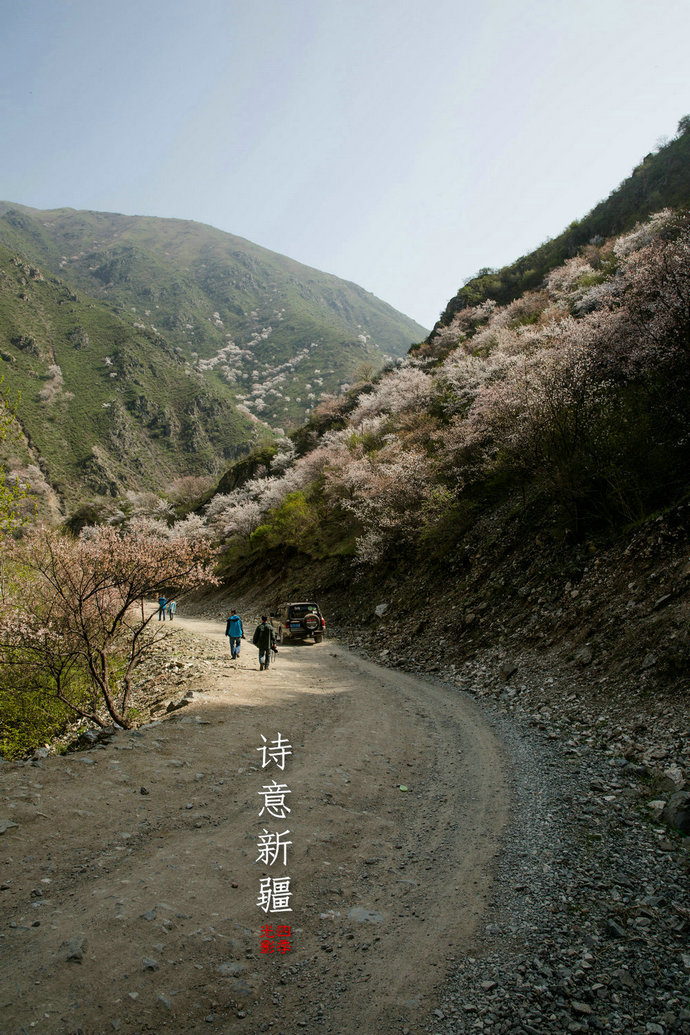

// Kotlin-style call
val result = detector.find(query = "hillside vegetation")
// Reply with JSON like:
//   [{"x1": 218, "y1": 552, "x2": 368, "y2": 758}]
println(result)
[
  {"x1": 0, "y1": 204, "x2": 425, "y2": 514},
  {"x1": 431, "y1": 118, "x2": 690, "y2": 341},
  {"x1": 199, "y1": 124, "x2": 690, "y2": 577},
  {"x1": 0, "y1": 244, "x2": 256, "y2": 508}
]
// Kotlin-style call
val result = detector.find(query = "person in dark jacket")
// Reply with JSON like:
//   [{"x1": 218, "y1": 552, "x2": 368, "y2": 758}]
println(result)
[
  {"x1": 225, "y1": 610, "x2": 245, "y2": 660},
  {"x1": 252, "y1": 616, "x2": 276, "y2": 671}
]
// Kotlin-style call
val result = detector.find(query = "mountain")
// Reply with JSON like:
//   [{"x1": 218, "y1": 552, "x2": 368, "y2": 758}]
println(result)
[
  {"x1": 430, "y1": 118, "x2": 690, "y2": 344},
  {"x1": 0, "y1": 205, "x2": 426, "y2": 510}
]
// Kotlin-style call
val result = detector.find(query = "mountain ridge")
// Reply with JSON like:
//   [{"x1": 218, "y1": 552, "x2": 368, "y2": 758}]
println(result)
[
  {"x1": 430, "y1": 118, "x2": 690, "y2": 343},
  {"x1": 0, "y1": 202, "x2": 426, "y2": 356}
]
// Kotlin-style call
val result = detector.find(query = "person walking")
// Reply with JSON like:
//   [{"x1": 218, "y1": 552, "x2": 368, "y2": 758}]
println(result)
[
  {"x1": 157, "y1": 593, "x2": 167, "y2": 621},
  {"x1": 166, "y1": 599, "x2": 177, "y2": 621},
  {"x1": 252, "y1": 615, "x2": 276, "y2": 671},
  {"x1": 225, "y1": 609, "x2": 245, "y2": 660}
]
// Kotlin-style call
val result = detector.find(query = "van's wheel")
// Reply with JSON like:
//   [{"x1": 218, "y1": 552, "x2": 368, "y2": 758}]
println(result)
[{"x1": 313, "y1": 633, "x2": 323, "y2": 643}]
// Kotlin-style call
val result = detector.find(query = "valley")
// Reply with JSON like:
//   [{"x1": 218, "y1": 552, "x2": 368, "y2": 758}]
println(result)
[{"x1": 0, "y1": 204, "x2": 426, "y2": 509}]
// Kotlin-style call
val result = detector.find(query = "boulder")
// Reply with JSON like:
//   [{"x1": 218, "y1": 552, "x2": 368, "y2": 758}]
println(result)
[
  {"x1": 646, "y1": 800, "x2": 666, "y2": 821},
  {"x1": 63, "y1": 936, "x2": 87, "y2": 963},
  {"x1": 662, "y1": 791, "x2": 690, "y2": 834},
  {"x1": 499, "y1": 660, "x2": 518, "y2": 681},
  {"x1": 660, "y1": 765, "x2": 685, "y2": 792},
  {"x1": 574, "y1": 645, "x2": 593, "y2": 667},
  {"x1": 165, "y1": 699, "x2": 189, "y2": 713}
]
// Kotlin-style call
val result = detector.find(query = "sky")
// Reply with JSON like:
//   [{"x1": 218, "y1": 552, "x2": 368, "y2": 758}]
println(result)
[{"x1": 1, "y1": 0, "x2": 690, "y2": 329}]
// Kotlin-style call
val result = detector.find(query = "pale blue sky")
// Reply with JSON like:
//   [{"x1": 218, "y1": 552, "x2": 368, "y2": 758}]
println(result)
[{"x1": 2, "y1": 0, "x2": 689, "y2": 327}]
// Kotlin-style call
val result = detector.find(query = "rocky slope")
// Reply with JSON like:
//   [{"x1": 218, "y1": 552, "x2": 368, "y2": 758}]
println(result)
[{"x1": 265, "y1": 512, "x2": 690, "y2": 1032}]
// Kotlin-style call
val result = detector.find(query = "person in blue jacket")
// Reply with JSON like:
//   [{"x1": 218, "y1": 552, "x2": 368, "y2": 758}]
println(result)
[{"x1": 225, "y1": 610, "x2": 245, "y2": 660}]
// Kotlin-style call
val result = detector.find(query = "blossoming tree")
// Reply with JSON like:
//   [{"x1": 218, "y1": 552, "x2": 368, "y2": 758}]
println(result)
[{"x1": 0, "y1": 524, "x2": 218, "y2": 728}]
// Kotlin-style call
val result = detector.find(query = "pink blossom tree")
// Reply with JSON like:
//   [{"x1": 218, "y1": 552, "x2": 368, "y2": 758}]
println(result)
[
  {"x1": 327, "y1": 442, "x2": 433, "y2": 563},
  {"x1": 0, "y1": 525, "x2": 218, "y2": 728}
]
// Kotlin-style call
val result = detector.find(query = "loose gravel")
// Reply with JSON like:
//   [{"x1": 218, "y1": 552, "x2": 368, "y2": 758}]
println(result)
[
  {"x1": 339, "y1": 632, "x2": 690, "y2": 1035},
  {"x1": 436, "y1": 704, "x2": 689, "y2": 1034}
]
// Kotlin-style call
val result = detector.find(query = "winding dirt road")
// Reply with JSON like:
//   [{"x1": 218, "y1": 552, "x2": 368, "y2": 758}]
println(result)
[{"x1": 0, "y1": 614, "x2": 509, "y2": 1034}]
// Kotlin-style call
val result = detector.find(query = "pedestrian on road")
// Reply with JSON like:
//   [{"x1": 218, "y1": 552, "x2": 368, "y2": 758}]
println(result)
[
  {"x1": 157, "y1": 594, "x2": 167, "y2": 621},
  {"x1": 166, "y1": 599, "x2": 177, "y2": 621},
  {"x1": 225, "y1": 609, "x2": 245, "y2": 660},
  {"x1": 253, "y1": 615, "x2": 276, "y2": 671}
]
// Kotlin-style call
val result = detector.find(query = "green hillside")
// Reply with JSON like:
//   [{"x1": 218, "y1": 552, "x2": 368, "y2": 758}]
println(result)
[
  {"x1": 0, "y1": 204, "x2": 426, "y2": 512},
  {"x1": 0, "y1": 244, "x2": 257, "y2": 505},
  {"x1": 0, "y1": 205, "x2": 427, "y2": 427}
]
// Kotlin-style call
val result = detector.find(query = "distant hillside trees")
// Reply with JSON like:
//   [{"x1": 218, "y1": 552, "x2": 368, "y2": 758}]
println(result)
[{"x1": 433, "y1": 121, "x2": 690, "y2": 337}]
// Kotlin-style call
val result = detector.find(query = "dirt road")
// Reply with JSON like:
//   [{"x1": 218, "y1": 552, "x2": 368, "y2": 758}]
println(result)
[{"x1": 0, "y1": 615, "x2": 508, "y2": 1034}]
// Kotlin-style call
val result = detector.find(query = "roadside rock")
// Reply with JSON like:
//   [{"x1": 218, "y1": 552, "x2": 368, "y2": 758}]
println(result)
[
  {"x1": 662, "y1": 791, "x2": 690, "y2": 833},
  {"x1": 574, "y1": 645, "x2": 593, "y2": 666},
  {"x1": 660, "y1": 764, "x2": 686, "y2": 791},
  {"x1": 165, "y1": 698, "x2": 190, "y2": 713},
  {"x1": 498, "y1": 659, "x2": 518, "y2": 681},
  {"x1": 62, "y1": 936, "x2": 86, "y2": 963}
]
